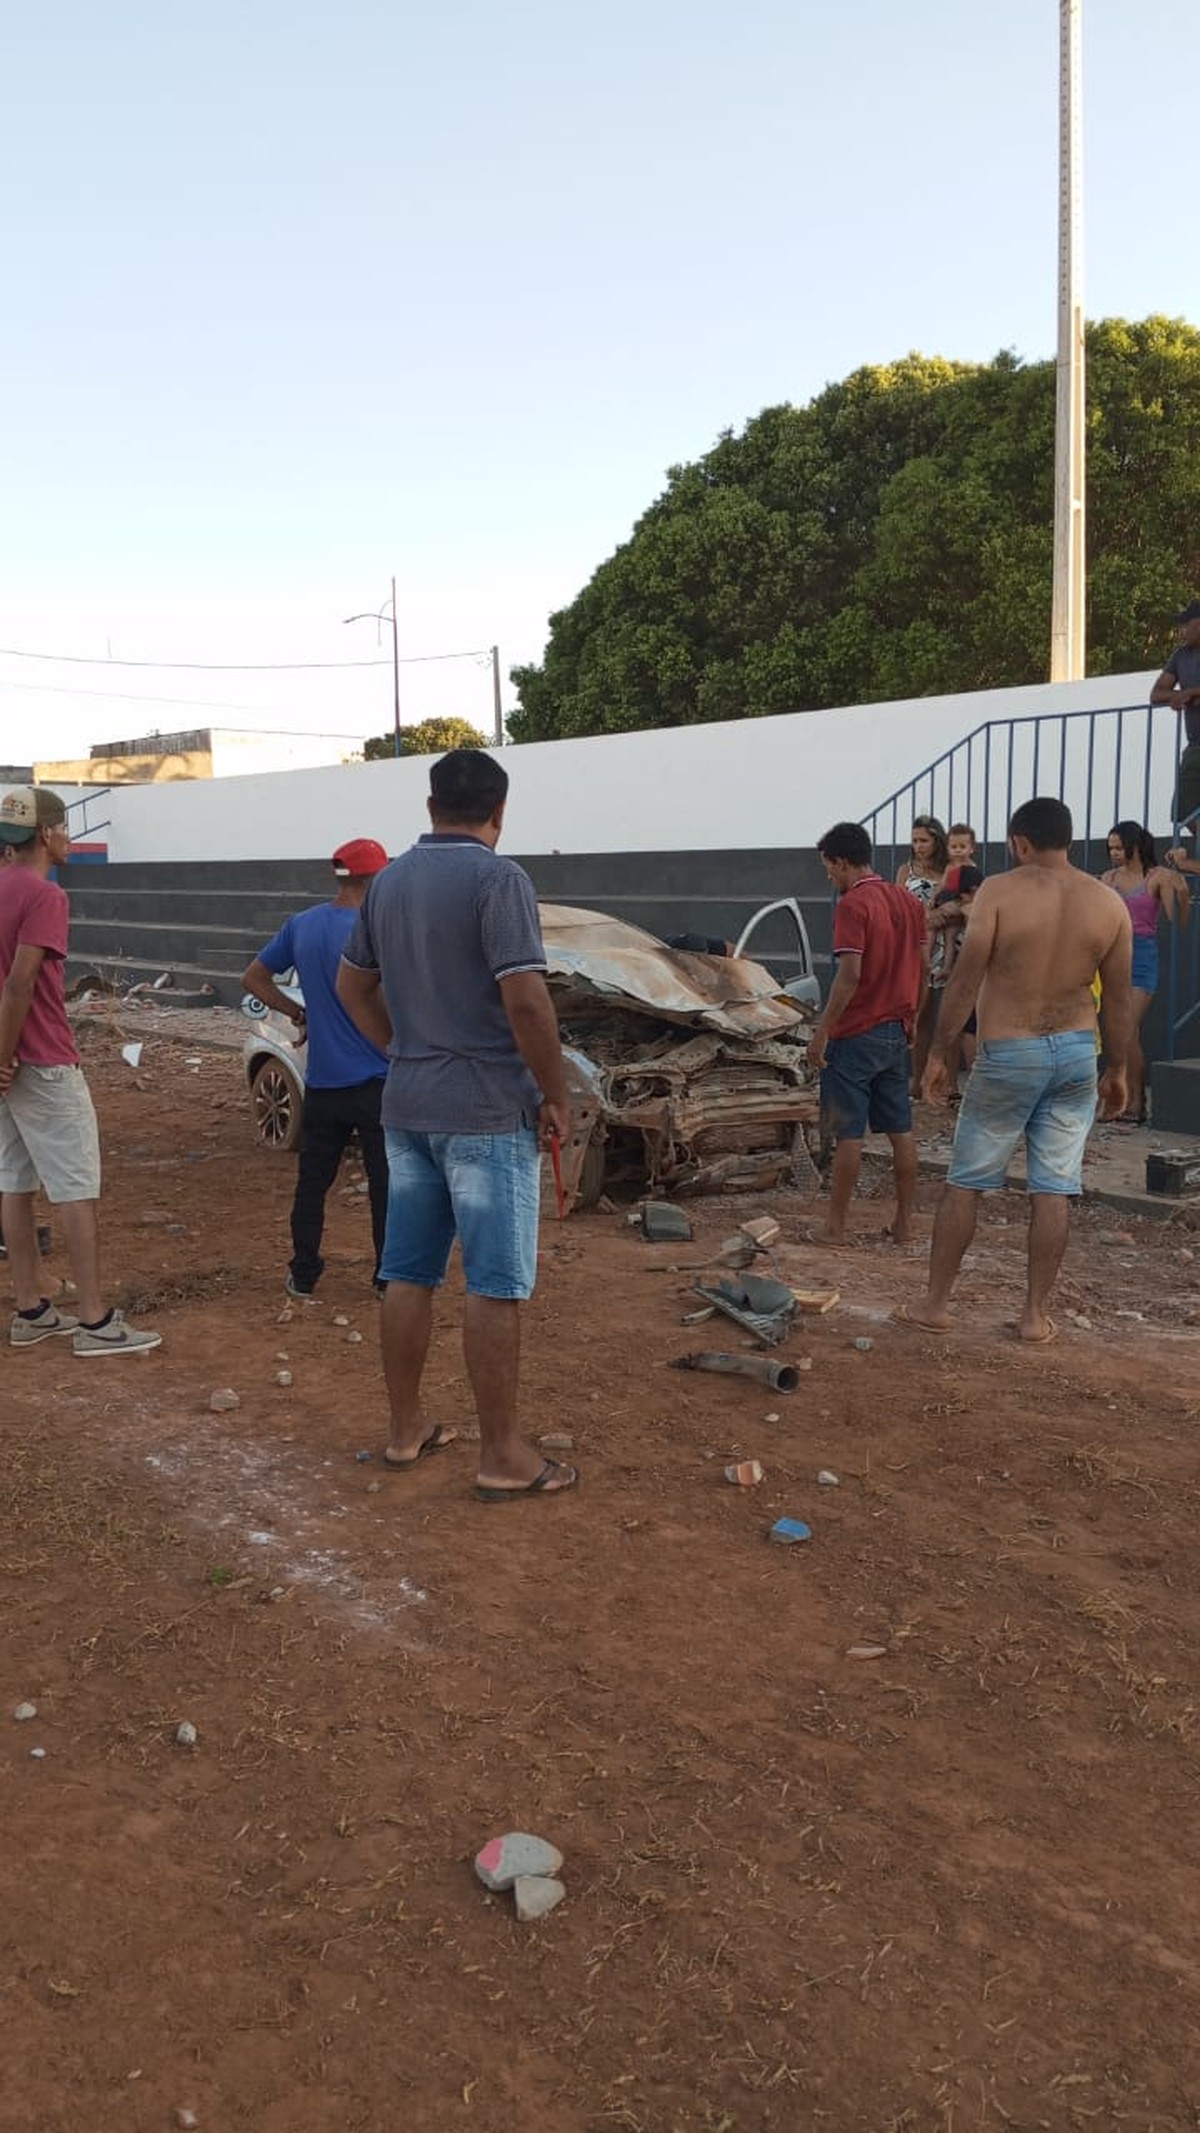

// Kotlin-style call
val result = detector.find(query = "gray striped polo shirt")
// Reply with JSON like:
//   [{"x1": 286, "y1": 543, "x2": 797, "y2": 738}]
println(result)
[{"x1": 342, "y1": 832, "x2": 547, "y2": 1132}]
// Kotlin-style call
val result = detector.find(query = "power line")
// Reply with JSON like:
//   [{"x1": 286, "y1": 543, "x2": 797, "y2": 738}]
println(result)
[
  {"x1": 0, "y1": 677, "x2": 359, "y2": 722},
  {"x1": 0, "y1": 642, "x2": 490, "y2": 672}
]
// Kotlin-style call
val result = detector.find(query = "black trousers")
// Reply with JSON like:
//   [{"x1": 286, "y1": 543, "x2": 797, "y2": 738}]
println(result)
[{"x1": 289, "y1": 1079, "x2": 388, "y2": 1290}]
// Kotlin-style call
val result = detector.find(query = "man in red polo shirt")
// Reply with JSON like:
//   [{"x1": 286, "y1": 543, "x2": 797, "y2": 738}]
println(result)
[{"x1": 808, "y1": 821, "x2": 928, "y2": 1244}]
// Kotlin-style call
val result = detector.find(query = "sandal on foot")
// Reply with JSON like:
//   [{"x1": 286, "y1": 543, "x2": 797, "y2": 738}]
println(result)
[
  {"x1": 1005, "y1": 1318, "x2": 1058, "y2": 1346},
  {"x1": 475, "y1": 1458, "x2": 580, "y2": 1504},
  {"x1": 892, "y1": 1301, "x2": 950, "y2": 1334},
  {"x1": 381, "y1": 1424, "x2": 457, "y2": 1471}
]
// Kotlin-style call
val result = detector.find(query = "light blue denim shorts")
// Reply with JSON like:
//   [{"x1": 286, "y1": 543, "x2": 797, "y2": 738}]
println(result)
[
  {"x1": 948, "y1": 1032, "x2": 1097, "y2": 1196},
  {"x1": 380, "y1": 1126, "x2": 540, "y2": 1299}
]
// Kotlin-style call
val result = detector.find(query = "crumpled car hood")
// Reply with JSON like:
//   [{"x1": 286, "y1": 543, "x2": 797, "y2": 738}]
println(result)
[{"x1": 539, "y1": 905, "x2": 808, "y2": 1040}]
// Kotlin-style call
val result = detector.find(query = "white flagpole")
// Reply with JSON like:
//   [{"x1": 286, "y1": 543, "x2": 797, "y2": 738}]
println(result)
[{"x1": 1050, "y1": 0, "x2": 1086, "y2": 681}]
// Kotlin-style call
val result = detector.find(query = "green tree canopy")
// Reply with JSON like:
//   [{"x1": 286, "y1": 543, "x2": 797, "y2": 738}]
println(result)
[
  {"x1": 363, "y1": 716, "x2": 488, "y2": 761},
  {"x1": 509, "y1": 318, "x2": 1200, "y2": 741}
]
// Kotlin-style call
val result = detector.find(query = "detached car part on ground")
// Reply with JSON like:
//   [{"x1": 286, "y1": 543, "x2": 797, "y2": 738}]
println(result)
[{"x1": 243, "y1": 901, "x2": 819, "y2": 1210}]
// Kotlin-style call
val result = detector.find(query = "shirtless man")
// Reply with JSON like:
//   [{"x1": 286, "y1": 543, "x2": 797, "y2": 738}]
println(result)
[{"x1": 904, "y1": 797, "x2": 1132, "y2": 1344}]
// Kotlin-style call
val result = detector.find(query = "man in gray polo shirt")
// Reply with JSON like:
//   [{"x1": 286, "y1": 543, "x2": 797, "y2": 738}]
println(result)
[
  {"x1": 1152, "y1": 598, "x2": 1200, "y2": 834},
  {"x1": 337, "y1": 749, "x2": 577, "y2": 1502}
]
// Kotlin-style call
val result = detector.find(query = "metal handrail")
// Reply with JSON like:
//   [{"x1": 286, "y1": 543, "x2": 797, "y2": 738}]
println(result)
[
  {"x1": 65, "y1": 785, "x2": 112, "y2": 844},
  {"x1": 862, "y1": 699, "x2": 1198, "y2": 1059}
]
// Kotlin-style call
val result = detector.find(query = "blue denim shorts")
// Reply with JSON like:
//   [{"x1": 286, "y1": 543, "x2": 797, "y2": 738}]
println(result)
[
  {"x1": 948, "y1": 1032, "x2": 1097, "y2": 1196},
  {"x1": 1131, "y1": 934, "x2": 1158, "y2": 993},
  {"x1": 820, "y1": 1020, "x2": 913, "y2": 1142},
  {"x1": 380, "y1": 1126, "x2": 541, "y2": 1299}
]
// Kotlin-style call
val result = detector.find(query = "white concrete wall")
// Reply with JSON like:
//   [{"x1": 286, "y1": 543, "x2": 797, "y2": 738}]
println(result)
[
  {"x1": 100, "y1": 672, "x2": 1166, "y2": 863},
  {"x1": 209, "y1": 729, "x2": 363, "y2": 777}
]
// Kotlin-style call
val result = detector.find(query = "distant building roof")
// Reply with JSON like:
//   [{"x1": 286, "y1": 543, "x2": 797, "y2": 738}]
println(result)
[
  {"x1": 0, "y1": 765, "x2": 34, "y2": 782},
  {"x1": 89, "y1": 728, "x2": 212, "y2": 759}
]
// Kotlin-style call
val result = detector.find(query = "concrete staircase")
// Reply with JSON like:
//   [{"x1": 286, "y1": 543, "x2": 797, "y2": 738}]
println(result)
[
  {"x1": 62, "y1": 850, "x2": 836, "y2": 1007},
  {"x1": 63, "y1": 860, "x2": 336, "y2": 1004}
]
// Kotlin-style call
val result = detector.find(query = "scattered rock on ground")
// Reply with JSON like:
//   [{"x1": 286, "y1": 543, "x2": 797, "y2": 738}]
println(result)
[
  {"x1": 513, "y1": 1874, "x2": 566, "y2": 1923},
  {"x1": 540, "y1": 1432, "x2": 575, "y2": 1451},
  {"x1": 208, "y1": 1389, "x2": 240, "y2": 1412},
  {"x1": 333, "y1": 1314, "x2": 349, "y2": 1327},
  {"x1": 817, "y1": 1469, "x2": 840, "y2": 1487},
  {"x1": 848, "y1": 1644, "x2": 888, "y2": 1660},
  {"x1": 29, "y1": 1746, "x2": 47, "y2": 1760},
  {"x1": 274, "y1": 1370, "x2": 293, "y2": 1387},
  {"x1": 346, "y1": 1330, "x2": 364, "y2": 1344},
  {"x1": 13, "y1": 1702, "x2": 37, "y2": 1721},
  {"x1": 852, "y1": 1337, "x2": 874, "y2": 1353},
  {"x1": 474, "y1": 1832, "x2": 564, "y2": 1891},
  {"x1": 175, "y1": 1721, "x2": 198, "y2": 1748}
]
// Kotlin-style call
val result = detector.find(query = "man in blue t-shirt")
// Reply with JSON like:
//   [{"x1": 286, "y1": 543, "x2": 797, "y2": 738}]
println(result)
[{"x1": 242, "y1": 838, "x2": 390, "y2": 1299}]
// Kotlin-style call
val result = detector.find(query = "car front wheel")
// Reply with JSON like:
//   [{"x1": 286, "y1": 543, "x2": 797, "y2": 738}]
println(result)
[{"x1": 250, "y1": 1057, "x2": 303, "y2": 1151}]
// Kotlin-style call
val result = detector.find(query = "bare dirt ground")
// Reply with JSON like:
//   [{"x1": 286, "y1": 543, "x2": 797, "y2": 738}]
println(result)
[{"x1": 5, "y1": 1017, "x2": 1200, "y2": 2133}]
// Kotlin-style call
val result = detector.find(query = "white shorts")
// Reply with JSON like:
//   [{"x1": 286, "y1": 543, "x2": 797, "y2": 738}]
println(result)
[{"x1": 0, "y1": 1064, "x2": 102, "y2": 1202}]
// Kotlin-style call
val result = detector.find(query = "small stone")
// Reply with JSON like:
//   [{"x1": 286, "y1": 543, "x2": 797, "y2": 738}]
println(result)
[
  {"x1": 332, "y1": 1314, "x2": 350, "y2": 1327},
  {"x1": 539, "y1": 1432, "x2": 575, "y2": 1451},
  {"x1": 763, "y1": 1411, "x2": 780, "y2": 1424},
  {"x1": 847, "y1": 1644, "x2": 888, "y2": 1660},
  {"x1": 208, "y1": 1388, "x2": 240, "y2": 1413},
  {"x1": 1099, "y1": 1230, "x2": 1134, "y2": 1247},
  {"x1": 29, "y1": 1746, "x2": 46, "y2": 1760},
  {"x1": 274, "y1": 1351, "x2": 289, "y2": 1362},
  {"x1": 816, "y1": 1469, "x2": 840, "y2": 1487},
  {"x1": 176, "y1": 2111, "x2": 200, "y2": 2130},
  {"x1": 513, "y1": 1874, "x2": 566, "y2": 1923},
  {"x1": 724, "y1": 1460, "x2": 764, "y2": 1486},
  {"x1": 355, "y1": 1450, "x2": 373, "y2": 1464},
  {"x1": 175, "y1": 1721, "x2": 198, "y2": 1748},
  {"x1": 797, "y1": 1356, "x2": 814, "y2": 1372},
  {"x1": 274, "y1": 1370, "x2": 293, "y2": 1387},
  {"x1": 366, "y1": 1480, "x2": 381, "y2": 1495},
  {"x1": 13, "y1": 1701, "x2": 37, "y2": 1722},
  {"x1": 346, "y1": 1330, "x2": 364, "y2": 1345},
  {"x1": 1067, "y1": 1312, "x2": 1093, "y2": 1330},
  {"x1": 1180, "y1": 1247, "x2": 1194, "y2": 1263},
  {"x1": 852, "y1": 1336, "x2": 874, "y2": 1353},
  {"x1": 474, "y1": 1832, "x2": 564, "y2": 1891},
  {"x1": 276, "y1": 1308, "x2": 293, "y2": 1325}
]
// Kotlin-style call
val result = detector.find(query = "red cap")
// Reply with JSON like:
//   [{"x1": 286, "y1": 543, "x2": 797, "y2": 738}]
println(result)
[{"x1": 332, "y1": 837, "x2": 389, "y2": 877}]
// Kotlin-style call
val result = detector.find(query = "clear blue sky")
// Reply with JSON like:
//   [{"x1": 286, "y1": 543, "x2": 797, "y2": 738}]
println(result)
[{"x1": 1, "y1": 0, "x2": 1190, "y2": 758}]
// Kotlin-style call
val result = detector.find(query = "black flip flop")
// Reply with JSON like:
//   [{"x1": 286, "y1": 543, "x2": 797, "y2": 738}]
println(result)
[
  {"x1": 381, "y1": 1424, "x2": 457, "y2": 1472},
  {"x1": 474, "y1": 1458, "x2": 580, "y2": 1504}
]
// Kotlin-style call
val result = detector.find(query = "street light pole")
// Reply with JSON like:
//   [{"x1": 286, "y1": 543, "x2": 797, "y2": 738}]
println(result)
[
  {"x1": 389, "y1": 576, "x2": 400, "y2": 758},
  {"x1": 344, "y1": 579, "x2": 402, "y2": 755},
  {"x1": 491, "y1": 644, "x2": 503, "y2": 746},
  {"x1": 1050, "y1": 0, "x2": 1086, "y2": 683}
]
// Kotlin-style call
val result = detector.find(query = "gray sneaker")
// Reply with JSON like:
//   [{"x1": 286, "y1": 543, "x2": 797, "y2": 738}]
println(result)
[
  {"x1": 72, "y1": 1309, "x2": 162, "y2": 1358},
  {"x1": 10, "y1": 1301, "x2": 80, "y2": 1347}
]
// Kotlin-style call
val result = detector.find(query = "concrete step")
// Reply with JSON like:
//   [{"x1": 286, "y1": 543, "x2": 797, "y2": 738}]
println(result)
[
  {"x1": 1150, "y1": 1059, "x2": 1200, "y2": 1136},
  {"x1": 66, "y1": 952, "x2": 246, "y2": 1007},
  {"x1": 68, "y1": 917, "x2": 267, "y2": 976}
]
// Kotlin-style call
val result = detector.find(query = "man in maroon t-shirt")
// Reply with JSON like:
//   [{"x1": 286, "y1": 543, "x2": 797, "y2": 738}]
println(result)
[
  {"x1": 0, "y1": 787, "x2": 159, "y2": 1356},
  {"x1": 809, "y1": 821, "x2": 928, "y2": 1244}
]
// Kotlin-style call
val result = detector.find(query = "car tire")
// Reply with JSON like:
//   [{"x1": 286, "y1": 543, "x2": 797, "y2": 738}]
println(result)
[
  {"x1": 251, "y1": 1056, "x2": 303, "y2": 1151},
  {"x1": 575, "y1": 1137, "x2": 608, "y2": 1210}
]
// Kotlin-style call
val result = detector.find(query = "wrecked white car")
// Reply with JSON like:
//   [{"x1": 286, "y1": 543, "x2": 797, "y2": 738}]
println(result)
[{"x1": 243, "y1": 902, "x2": 819, "y2": 1208}]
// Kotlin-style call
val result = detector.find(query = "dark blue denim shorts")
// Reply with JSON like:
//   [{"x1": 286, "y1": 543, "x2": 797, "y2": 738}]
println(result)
[{"x1": 820, "y1": 1020, "x2": 913, "y2": 1142}]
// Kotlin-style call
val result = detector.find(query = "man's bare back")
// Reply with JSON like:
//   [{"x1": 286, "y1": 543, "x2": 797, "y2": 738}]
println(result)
[{"x1": 967, "y1": 863, "x2": 1129, "y2": 1040}]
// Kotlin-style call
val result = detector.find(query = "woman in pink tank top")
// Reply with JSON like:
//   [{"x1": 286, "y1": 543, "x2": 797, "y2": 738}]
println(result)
[{"x1": 1103, "y1": 821, "x2": 1189, "y2": 1123}]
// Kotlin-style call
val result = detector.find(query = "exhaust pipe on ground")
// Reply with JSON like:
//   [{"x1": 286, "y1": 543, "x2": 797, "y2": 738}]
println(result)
[{"x1": 673, "y1": 1351, "x2": 801, "y2": 1393}]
